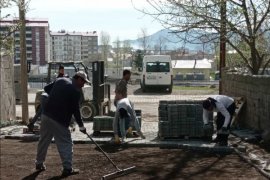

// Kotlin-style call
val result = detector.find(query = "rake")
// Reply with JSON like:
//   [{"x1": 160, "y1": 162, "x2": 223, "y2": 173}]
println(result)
[{"x1": 85, "y1": 132, "x2": 136, "y2": 180}]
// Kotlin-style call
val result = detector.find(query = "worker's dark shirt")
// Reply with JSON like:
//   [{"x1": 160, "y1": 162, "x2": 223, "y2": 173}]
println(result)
[
  {"x1": 43, "y1": 78, "x2": 84, "y2": 128},
  {"x1": 115, "y1": 79, "x2": 127, "y2": 98},
  {"x1": 57, "y1": 73, "x2": 64, "y2": 78}
]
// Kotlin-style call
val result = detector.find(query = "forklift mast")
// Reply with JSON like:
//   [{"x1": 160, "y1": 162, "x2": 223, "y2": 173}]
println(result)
[
  {"x1": 92, "y1": 61, "x2": 104, "y2": 103},
  {"x1": 92, "y1": 61, "x2": 110, "y2": 115}
]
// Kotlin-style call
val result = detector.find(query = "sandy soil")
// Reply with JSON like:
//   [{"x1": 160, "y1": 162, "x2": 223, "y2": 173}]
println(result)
[{"x1": 0, "y1": 139, "x2": 266, "y2": 180}]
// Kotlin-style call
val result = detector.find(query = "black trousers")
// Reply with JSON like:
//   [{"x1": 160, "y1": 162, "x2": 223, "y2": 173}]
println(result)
[{"x1": 216, "y1": 102, "x2": 236, "y2": 143}]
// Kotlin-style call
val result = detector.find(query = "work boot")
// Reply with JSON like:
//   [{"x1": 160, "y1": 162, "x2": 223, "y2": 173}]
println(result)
[
  {"x1": 126, "y1": 127, "x2": 133, "y2": 138},
  {"x1": 36, "y1": 163, "x2": 46, "y2": 171},
  {"x1": 61, "y1": 168, "x2": 80, "y2": 177}
]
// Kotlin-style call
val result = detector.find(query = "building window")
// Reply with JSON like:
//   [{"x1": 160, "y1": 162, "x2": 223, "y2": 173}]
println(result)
[{"x1": 26, "y1": 34, "x2": 32, "y2": 38}]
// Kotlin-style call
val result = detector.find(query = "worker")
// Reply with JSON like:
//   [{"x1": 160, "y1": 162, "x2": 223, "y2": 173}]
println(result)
[
  {"x1": 113, "y1": 92, "x2": 145, "y2": 144},
  {"x1": 114, "y1": 70, "x2": 142, "y2": 137},
  {"x1": 27, "y1": 65, "x2": 67, "y2": 132},
  {"x1": 35, "y1": 71, "x2": 88, "y2": 177},
  {"x1": 114, "y1": 69, "x2": 130, "y2": 103},
  {"x1": 57, "y1": 64, "x2": 65, "y2": 78},
  {"x1": 202, "y1": 95, "x2": 236, "y2": 146}
]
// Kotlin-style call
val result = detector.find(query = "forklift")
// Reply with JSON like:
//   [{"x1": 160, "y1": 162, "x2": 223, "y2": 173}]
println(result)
[{"x1": 24, "y1": 60, "x2": 112, "y2": 134}]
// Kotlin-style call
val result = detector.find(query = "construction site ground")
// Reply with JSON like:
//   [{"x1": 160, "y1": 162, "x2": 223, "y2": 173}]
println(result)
[
  {"x1": 0, "y1": 139, "x2": 268, "y2": 180},
  {"x1": 1, "y1": 83, "x2": 270, "y2": 179}
]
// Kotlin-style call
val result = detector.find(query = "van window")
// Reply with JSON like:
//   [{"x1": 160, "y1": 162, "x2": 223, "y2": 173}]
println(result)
[{"x1": 146, "y1": 62, "x2": 170, "y2": 72}]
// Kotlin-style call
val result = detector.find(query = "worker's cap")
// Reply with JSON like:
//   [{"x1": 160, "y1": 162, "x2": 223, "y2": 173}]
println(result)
[{"x1": 75, "y1": 71, "x2": 90, "y2": 83}]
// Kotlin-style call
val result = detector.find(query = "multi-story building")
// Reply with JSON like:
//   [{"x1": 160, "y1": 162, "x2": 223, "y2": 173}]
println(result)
[
  {"x1": 50, "y1": 30, "x2": 98, "y2": 65},
  {"x1": 0, "y1": 18, "x2": 50, "y2": 65}
]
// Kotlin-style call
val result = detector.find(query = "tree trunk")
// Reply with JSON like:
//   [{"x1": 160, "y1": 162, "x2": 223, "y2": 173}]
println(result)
[{"x1": 19, "y1": 0, "x2": 29, "y2": 124}]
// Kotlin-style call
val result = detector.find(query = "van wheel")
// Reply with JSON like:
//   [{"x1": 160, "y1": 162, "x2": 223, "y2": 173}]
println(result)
[
  {"x1": 80, "y1": 101, "x2": 97, "y2": 121},
  {"x1": 168, "y1": 86, "x2": 172, "y2": 94},
  {"x1": 141, "y1": 83, "x2": 146, "y2": 92},
  {"x1": 142, "y1": 86, "x2": 148, "y2": 92}
]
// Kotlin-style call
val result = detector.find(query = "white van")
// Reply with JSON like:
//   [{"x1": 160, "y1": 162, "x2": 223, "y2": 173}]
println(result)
[{"x1": 140, "y1": 55, "x2": 173, "y2": 93}]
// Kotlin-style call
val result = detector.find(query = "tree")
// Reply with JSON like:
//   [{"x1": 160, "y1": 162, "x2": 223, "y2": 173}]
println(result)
[
  {"x1": 0, "y1": 0, "x2": 14, "y2": 53},
  {"x1": 138, "y1": 28, "x2": 150, "y2": 54},
  {"x1": 154, "y1": 36, "x2": 167, "y2": 55},
  {"x1": 140, "y1": 0, "x2": 270, "y2": 75},
  {"x1": 113, "y1": 37, "x2": 122, "y2": 77},
  {"x1": 122, "y1": 40, "x2": 132, "y2": 67},
  {"x1": 134, "y1": 49, "x2": 144, "y2": 69},
  {"x1": 99, "y1": 31, "x2": 111, "y2": 72},
  {"x1": 18, "y1": 0, "x2": 29, "y2": 124}
]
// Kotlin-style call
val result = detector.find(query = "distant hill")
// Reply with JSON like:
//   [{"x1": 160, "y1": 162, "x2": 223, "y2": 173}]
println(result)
[{"x1": 123, "y1": 29, "x2": 215, "y2": 52}]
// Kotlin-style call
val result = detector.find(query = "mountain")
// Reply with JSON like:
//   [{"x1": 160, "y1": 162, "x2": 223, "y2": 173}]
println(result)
[{"x1": 123, "y1": 29, "x2": 214, "y2": 52}]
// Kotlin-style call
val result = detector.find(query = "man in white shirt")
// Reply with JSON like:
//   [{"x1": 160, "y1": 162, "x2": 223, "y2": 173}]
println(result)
[
  {"x1": 113, "y1": 93, "x2": 145, "y2": 144},
  {"x1": 202, "y1": 95, "x2": 236, "y2": 146}
]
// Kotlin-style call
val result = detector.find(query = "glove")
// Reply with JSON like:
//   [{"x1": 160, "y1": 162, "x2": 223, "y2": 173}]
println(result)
[
  {"x1": 79, "y1": 126, "x2": 87, "y2": 134},
  {"x1": 114, "y1": 135, "x2": 121, "y2": 144},
  {"x1": 126, "y1": 127, "x2": 133, "y2": 138}
]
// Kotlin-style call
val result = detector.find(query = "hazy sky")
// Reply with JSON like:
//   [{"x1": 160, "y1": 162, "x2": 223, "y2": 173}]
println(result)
[{"x1": 2, "y1": 0, "x2": 164, "y2": 41}]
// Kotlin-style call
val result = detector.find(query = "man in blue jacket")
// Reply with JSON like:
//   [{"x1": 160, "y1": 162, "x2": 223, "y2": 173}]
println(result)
[{"x1": 35, "y1": 71, "x2": 89, "y2": 177}]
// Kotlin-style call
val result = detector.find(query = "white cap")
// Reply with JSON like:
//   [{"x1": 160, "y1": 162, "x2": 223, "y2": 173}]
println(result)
[{"x1": 75, "y1": 71, "x2": 90, "y2": 83}]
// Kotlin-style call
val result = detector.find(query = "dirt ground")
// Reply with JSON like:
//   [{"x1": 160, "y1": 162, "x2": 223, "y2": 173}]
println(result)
[{"x1": 0, "y1": 139, "x2": 266, "y2": 180}]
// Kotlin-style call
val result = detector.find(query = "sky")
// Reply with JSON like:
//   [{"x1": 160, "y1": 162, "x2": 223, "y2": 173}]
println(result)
[{"x1": 2, "y1": 0, "x2": 164, "y2": 41}]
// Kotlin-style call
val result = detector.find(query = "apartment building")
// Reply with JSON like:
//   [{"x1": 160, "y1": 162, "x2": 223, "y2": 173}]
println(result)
[
  {"x1": 0, "y1": 18, "x2": 50, "y2": 65},
  {"x1": 50, "y1": 30, "x2": 98, "y2": 65}
]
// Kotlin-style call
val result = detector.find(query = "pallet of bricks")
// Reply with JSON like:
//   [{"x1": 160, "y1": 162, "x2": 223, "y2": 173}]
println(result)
[
  {"x1": 158, "y1": 100, "x2": 213, "y2": 139},
  {"x1": 93, "y1": 110, "x2": 142, "y2": 135}
]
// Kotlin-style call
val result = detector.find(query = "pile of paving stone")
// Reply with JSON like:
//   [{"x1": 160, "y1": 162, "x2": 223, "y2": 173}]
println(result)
[
  {"x1": 158, "y1": 100, "x2": 213, "y2": 139},
  {"x1": 92, "y1": 110, "x2": 142, "y2": 135}
]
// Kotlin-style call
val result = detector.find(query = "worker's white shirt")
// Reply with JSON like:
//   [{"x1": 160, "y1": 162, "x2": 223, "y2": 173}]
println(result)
[
  {"x1": 113, "y1": 98, "x2": 140, "y2": 136},
  {"x1": 203, "y1": 95, "x2": 234, "y2": 128}
]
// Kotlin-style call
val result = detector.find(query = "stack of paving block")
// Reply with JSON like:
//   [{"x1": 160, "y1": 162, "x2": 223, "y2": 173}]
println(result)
[
  {"x1": 93, "y1": 116, "x2": 114, "y2": 132},
  {"x1": 158, "y1": 100, "x2": 213, "y2": 138},
  {"x1": 93, "y1": 110, "x2": 142, "y2": 134}
]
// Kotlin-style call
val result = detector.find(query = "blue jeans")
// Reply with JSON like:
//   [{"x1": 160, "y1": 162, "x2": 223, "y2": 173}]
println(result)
[{"x1": 117, "y1": 116, "x2": 131, "y2": 137}]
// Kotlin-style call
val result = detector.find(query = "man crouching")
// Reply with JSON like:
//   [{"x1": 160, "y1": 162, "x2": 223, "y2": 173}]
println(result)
[{"x1": 113, "y1": 92, "x2": 145, "y2": 144}]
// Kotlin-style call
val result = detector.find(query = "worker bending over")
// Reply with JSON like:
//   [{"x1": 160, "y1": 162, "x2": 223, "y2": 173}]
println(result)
[
  {"x1": 113, "y1": 92, "x2": 145, "y2": 144},
  {"x1": 202, "y1": 95, "x2": 236, "y2": 146}
]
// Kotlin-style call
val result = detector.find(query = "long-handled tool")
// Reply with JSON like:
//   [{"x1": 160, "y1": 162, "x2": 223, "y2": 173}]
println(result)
[{"x1": 85, "y1": 132, "x2": 136, "y2": 180}]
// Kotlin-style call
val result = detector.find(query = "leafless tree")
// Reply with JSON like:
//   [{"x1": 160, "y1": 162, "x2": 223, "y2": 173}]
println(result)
[
  {"x1": 113, "y1": 37, "x2": 122, "y2": 77},
  {"x1": 122, "y1": 40, "x2": 132, "y2": 67},
  {"x1": 154, "y1": 35, "x2": 167, "y2": 55},
  {"x1": 137, "y1": 0, "x2": 270, "y2": 74},
  {"x1": 99, "y1": 31, "x2": 111, "y2": 72},
  {"x1": 138, "y1": 27, "x2": 151, "y2": 54}
]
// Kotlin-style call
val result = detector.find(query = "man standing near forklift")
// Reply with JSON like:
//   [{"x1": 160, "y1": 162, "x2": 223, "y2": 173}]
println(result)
[
  {"x1": 114, "y1": 69, "x2": 130, "y2": 103},
  {"x1": 57, "y1": 64, "x2": 65, "y2": 78}
]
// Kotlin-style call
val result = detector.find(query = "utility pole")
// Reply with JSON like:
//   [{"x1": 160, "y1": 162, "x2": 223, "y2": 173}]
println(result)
[
  {"x1": 219, "y1": 0, "x2": 226, "y2": 94},
  {"x1": 19, "y1": 0, "x2": 29, "y2": 124}
]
